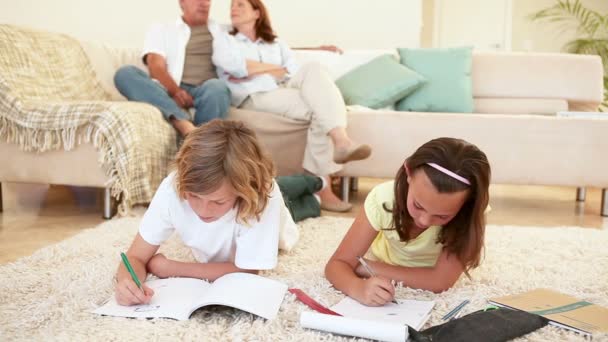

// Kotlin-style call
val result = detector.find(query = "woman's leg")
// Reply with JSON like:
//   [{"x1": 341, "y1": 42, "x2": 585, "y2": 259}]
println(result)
[
  {"x1": 287, "y1": 62, "x2": 371, "y2": 164},
  {"x1": 241, "y1": 92, "x2": 351, "y2": 211},
  {"x1": 241, "y1": 88, "x2": 341, "y2": 177}
]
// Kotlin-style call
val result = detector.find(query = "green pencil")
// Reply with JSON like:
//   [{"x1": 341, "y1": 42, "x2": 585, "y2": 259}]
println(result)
[{"x1": 120, "y1": 252, "x2": 142, "y2": 289}]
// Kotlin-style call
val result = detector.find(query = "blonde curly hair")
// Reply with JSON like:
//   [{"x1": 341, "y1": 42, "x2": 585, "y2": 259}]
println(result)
[{"x1": 174, "y1": 119, "x2": 276, "y2": 224}]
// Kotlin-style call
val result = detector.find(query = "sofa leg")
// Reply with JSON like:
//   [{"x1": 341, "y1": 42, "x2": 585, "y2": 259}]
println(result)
[
  {"x1": 341, "y1": 176, "x2": 351, "y2": 203},
  {"x1": 602, "y1": 189, "x2": 608, "y2": 217},
  {"x1": 576, "y1": 187, "x2": 586, "y2": 202},
  {"x1": 103, "y1": 188, "x2": 114, "y2": 219},
  {"x1": 350, "y1": 177, "x2": 359, "y2": 192}
]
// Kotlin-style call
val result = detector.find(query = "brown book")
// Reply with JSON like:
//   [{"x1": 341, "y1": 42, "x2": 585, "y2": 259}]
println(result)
[{"x1": 489, "y1": 288, "x2": 608, "y2": 336}]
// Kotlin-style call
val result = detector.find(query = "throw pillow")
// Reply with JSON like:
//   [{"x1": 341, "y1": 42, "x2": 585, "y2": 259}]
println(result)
[
  {"x1": 335, "y1": 54, "x2": 426, "y2": 109},
  {"x1": 396, "y1": 47, "x2": 474, "y2": 113}
]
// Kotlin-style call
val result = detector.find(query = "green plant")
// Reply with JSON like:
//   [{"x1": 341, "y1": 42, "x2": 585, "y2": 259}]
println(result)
[{"x1": 530, "y1": 0, "x2": 608, "y2": 110}]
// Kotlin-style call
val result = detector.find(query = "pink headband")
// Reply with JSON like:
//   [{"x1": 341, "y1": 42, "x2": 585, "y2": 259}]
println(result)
[{"x1": 426, "y1": 163, "x2": 471, "y2": 185}]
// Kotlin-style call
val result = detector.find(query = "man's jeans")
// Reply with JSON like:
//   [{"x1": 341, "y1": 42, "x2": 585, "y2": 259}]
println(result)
[{"x1": 114, "y1": 65, "x2": 231, "y2": 126}]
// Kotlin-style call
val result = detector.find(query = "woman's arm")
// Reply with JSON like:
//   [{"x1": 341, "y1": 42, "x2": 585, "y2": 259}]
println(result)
[
  {"x1": 357, "y1": 248, "x2": 465, "y2": 293},
  {"x1": 325, "y1": 210, "x2": 396, "y2": 306},
  {"x1": 147, "y1": 254, "x2": 258, "y2": 281},
  {"x1": 114, "y1": 233, "x2": 160, "y2": 305},
  {"x1": 294, "y1": 45, "x2": 343, "y2": 54}
]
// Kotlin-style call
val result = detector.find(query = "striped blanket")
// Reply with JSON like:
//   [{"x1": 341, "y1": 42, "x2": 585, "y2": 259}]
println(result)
[{"x1": 0, "y1": 25, "x2": 177, "y2": 215}]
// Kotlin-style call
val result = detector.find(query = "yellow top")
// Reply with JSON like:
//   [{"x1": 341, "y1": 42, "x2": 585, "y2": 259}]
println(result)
[{"x1": 364, "y1": 181, "x2": 443, "y2": 267}]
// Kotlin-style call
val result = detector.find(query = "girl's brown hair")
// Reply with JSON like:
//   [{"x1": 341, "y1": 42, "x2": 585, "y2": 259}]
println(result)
[
  {"x1": 174, "y1": 119, "x2": 276, "y2": 224},
  {"x1": 231, "y1": 0, "x2": 277, "y2": 43},
  {"x1": 386, "y1": 137, "x2": 491, "y2": 275}
]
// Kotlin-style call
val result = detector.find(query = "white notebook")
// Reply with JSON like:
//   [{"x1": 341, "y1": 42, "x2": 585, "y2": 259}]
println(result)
[
  {"x1": 300, "y1": 297, "x2": 435, "y2": 342},
  {"x1": 93, "y1": 272, "x2": 287, "y2": 321}
]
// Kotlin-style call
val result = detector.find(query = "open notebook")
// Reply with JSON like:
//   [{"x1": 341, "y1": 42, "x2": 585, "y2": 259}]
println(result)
[
  {"x1": 300, "y1": 297, "x2": 435, "y2": 342},
  {"x1": 93, "y1": 272, "x2": 287, "y2": 321}
]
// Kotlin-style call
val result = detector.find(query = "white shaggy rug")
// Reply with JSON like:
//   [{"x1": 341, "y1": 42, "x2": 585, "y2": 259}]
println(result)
[{"x1": 1, "y1": 216, "x2": 607, "y2": 341}]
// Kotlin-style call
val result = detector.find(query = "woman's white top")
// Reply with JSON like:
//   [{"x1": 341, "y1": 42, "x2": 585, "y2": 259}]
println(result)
[{"x1": 212, "y1": 30, "x2": 300, "y2": 106}]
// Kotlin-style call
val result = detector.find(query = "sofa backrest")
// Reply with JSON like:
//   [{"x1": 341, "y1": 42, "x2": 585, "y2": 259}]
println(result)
[
  {"x1": 0, "y1": 25, "x2": 109, "y2": 102},
  {"x1": 81, "y1": 38, "x2": 603, "y2": 113},
  {"x1": 293, "y1": 49, "x2": 603, "y2": 113},
  {"x1": 471, "y1": 51, "x2": 603, "y2": 112}
]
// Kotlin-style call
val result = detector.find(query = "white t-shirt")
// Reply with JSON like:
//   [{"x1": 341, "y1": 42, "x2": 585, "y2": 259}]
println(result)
[{"x1": 139, "y1": 172, "x2": 299, "y2": 270}]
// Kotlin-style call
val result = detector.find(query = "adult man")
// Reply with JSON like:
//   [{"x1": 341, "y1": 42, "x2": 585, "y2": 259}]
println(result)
[{"x1": 114, "y1": 0, "x2": 230, "y2": 136}]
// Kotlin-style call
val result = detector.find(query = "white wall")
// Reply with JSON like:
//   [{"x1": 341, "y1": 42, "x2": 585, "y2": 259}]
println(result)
[
  {"x1": 511, "y1": 0, "x2": 608, "y2": 53},
  {"x1": 0, "y1": 0, "x2": 421, "y2": 49}
]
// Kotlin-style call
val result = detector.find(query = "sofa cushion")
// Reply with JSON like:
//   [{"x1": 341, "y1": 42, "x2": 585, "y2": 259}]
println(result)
[
  {"x1": 335, "y1": 54, "x2": 425, "y2": 109},
  {"x1": 396, "y1": 47, "x2": 474, "y2": 113}
]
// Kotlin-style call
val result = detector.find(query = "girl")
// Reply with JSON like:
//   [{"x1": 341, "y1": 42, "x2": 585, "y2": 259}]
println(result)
[
  {"x1": 211, "y1": 0, "x2": 372, "y2": 212},
  {"x1": 114, "y1": 119, "x2": 298, "y2": 306},
  {"x1": 325, "y1": 137, "x2": 491, "y2": 306}
]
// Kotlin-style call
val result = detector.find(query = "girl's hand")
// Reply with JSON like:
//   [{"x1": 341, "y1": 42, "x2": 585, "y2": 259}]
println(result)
[
  {"x1": 354, "y1": 263, "x2": 369, "y2": 278},
  {"x1": 352, "y1": 277, "x2": 395, "y2": 307},
  {"x1": 147, "y1": 253, "x2": 174, "y2": 278},
  {"x1": 115, "y1": 277, "x2": 154, "y2": 306}
]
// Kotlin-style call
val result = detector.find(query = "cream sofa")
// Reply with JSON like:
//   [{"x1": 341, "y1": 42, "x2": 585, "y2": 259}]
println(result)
[{"x1": 1, "y1": 25, "x2": 606, "y2": 218}]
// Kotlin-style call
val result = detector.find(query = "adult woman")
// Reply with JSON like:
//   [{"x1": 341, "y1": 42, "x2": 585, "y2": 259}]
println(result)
[{"x1": 212, "y1": 0, "x2": 371, "y2": 212}]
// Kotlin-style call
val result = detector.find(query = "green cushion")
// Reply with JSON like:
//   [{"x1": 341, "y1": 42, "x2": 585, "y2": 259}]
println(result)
[
  {"x1": 396, "y1": 47, "x2": 474, "y2": 113},
  {"x1": 335, "y1": 54, "x2": 426, "y2": 109}
]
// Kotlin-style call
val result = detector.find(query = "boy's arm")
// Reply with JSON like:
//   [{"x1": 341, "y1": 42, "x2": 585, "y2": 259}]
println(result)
[
  {"x1": 115, "y1": 233, "x2": 160, "y2": 305},
  {"x1": 360, "y1": 248, "x2": 465, "y2": 293},
  {"x1": 147, "y1": 254, "x2": 258, "y2": 281}
]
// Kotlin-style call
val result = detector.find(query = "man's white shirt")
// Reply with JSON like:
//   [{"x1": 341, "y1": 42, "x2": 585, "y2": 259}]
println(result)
[{"x1": 142, "y1": 18, "x2": 225, "y2": 85}]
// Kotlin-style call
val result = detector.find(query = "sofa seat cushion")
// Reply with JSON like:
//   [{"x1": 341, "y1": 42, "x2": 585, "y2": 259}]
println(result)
[{"x1": 227, "y1": 108, "x2": 308, "y2": 176}]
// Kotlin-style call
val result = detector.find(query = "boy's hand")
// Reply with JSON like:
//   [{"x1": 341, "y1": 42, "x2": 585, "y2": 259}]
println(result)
[
  {"x1": 147, "y1": 253, "x2": 174, "y2": 278},
  {"x1": 115, "y1": 278, "x2": 154, "y2": 306},
  {"x1": 353, "y1": 276, "x2": 395, "y2": 307}
]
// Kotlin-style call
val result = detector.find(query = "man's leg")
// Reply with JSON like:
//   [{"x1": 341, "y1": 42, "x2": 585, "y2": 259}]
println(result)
[
  {"x1": 188, "y1": 79, "x2": 231, "y2": 126},
  {"x1": 114, "y1": 66, "x2": 193, "y2": 135}
]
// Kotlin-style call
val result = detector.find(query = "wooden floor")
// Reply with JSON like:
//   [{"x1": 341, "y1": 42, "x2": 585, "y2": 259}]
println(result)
[{"x1": 1, "y1": 179, "x2": 606, "y2": 264}]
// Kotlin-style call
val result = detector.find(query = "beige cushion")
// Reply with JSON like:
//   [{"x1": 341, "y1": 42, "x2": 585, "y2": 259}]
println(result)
[
  {"x1": 227, "y1": 108, "x2": 308, "y2": 176},
  {"x1": 473, "y1": 98, "x2": 568, "y2": 115},
  {"x1": 79, "y1": 40, "x2": 144, "y2": 101},
  {"x1": 471, "y1": 52, "x2": 603, "y2": 110}
]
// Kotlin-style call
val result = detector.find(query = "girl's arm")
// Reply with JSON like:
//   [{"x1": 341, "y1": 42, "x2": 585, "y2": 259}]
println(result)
[
  {"x1": 357, "y1": 247, "x2": 465, "y2": 293},
  {"x1": 325, "y1": 210, "x2": 396, "y2": 306},
  {"x1": 147, "y1": 254, "x2": 258, "y2": 281},
  {"x1": 114, "y1": 233, "x2": 160, "y2": 305}
]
